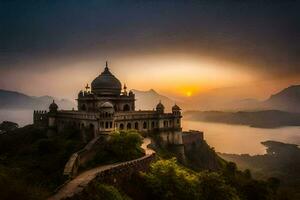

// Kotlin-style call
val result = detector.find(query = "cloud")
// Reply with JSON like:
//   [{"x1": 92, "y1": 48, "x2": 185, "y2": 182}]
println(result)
[{"x1": 0, "y1": 1, "x2": 299, "y2": 78}]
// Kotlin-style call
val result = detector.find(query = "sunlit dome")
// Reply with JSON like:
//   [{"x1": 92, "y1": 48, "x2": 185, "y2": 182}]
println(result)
[{"x1": 100, "y1": 101, "x2": 114, "y2": 108}]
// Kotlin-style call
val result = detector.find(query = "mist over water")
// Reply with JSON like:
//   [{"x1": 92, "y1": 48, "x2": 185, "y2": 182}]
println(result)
[
  {"x1": 182, "y1": 119, "x2": 300, "y2": 155},
  {"x1": 0, "y1": 110, "x2": 33, "y2": 127}
]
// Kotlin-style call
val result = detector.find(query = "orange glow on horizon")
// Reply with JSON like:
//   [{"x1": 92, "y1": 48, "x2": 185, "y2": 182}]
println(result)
[
  {"x1": 186, "y1": 91, "x2": 192, "y2": 97},
  {"x1": 2, "y1": 53, "x2": 266, "y2": 99}
]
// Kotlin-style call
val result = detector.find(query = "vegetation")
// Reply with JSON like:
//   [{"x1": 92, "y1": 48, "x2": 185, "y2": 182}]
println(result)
[
  {"x1": 138, "y1": 158, "x2": 279, "y2": 200},
  {"x1": 86, "y1": 130, "x2": 144, "y2": 168},
  {"x1": 0, "y1": 124, "x2": 296, "y2": 200},
  {"x1": 69, "y1": 183, "x2": 131, "y2": 200},
  {"x1": 0, "y1": 125, "x2": 85, "y2": 200},
  {"x1": 220, "y1": 141, "x2": 300, "y2": 200},
  {"x1": 0, "y1": 121, "x2": 18, "y2": 132}
]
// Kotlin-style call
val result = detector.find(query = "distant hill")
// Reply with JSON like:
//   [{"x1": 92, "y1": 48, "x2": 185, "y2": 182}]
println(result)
[
  {"x1": 262, "y1": 85, "x2": 300, "y2": 113},
  {"x1": 184, "y1": 110, "x2": 300, "y2": 128},
  {"x1": 132, "y1": 89, "x2": 179, "y2": 111},
  {"x1": 209, "y1": 85, "x2": 300, "y2": 112},
  {"x1": 0, "y1": 89, "x2": 75, "y2": 110},
  {"x1": 219, "y1": 141, "x2": 300, "y2": 199}
]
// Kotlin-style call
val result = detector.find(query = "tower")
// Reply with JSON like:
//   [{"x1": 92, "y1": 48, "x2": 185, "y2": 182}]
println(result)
[{"x1": 156, "y1": 101, "x2": 165, "y2": 113}]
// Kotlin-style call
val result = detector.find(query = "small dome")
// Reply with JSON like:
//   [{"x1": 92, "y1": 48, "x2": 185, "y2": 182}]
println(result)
[
  {"x1": 100, "y1": 101, "x2": 114, "y2": 108},
  {"x1": 49, "y1": 100, "x2": 58, "y2": 111},
  {"x1": 156, "y1": 101, "x2": 165, "y2": 110},
  {"x1": 172, "y1": 104, "x2": 181, "y2": 110},
  {"x1": 91, "y1": 62, "x2": 122, "y2": 96}
]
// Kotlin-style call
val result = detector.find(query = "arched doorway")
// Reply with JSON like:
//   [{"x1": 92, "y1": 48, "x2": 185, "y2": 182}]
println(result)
[
  {"x1": 123, "y1": 104, "x2": 130, "y2": 111},
  {"x1": 119, "y1": 123, "x2": 124, "y2": 130},
  {"x1": 134, "y1": 122, "x2": 139, "y2": 130},
  {"x1": 127, "y1": 123, "x2": 132, "y2": 129},
  {"x1": 143, "y1": 121, "x2": 147, "y2": 129},
  {"x1": 151, "y1": 121, "x2": 155, "y2": 129}
]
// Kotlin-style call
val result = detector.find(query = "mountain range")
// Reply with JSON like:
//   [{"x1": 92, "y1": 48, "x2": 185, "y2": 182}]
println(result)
[
  {"x1": 223, "y1": 85, "x2": 300, "y2": 113},
  {"x1": 0, "y1": 85, "x2": 299, "y2": 113},
  {"x1": 0, "y1": 89, "x2": 75, "y2": 110},
  {"x1": 132, "y1": 89, "x2": 178, "y2": 111}
]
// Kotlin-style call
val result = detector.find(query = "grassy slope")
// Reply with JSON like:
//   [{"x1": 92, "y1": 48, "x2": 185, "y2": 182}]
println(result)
[{"x1": 0, "y1": 125, "x2": 85, "y2": 200}]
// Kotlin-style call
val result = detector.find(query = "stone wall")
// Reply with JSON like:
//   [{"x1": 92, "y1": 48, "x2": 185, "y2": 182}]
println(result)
[
  {"x1": 63, "y1": 135, "x2": 108, "y2": 178},
  {"x1": 91, "y1": 153, "x2": 155, "y2": 187},
  {"x1": 65, "y1": 153, "x2": 156, "y2": 200},
  {"x1": 182, "y1": 130, "x2": 204, "y2": 145}
]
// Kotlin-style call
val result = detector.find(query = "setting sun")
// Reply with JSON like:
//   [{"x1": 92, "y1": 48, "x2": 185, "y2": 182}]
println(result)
[{"x1": 186, "y1": 91, "x2": 192, "y2": 97}]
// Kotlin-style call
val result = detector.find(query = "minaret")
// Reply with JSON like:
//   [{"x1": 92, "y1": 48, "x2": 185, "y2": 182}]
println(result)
[{"x1": 123, "y1": 84, "x2": 128, "y2": 95}]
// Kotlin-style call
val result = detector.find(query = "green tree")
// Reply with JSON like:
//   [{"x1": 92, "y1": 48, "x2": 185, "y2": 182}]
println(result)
[
  {"x1": 108, "y1": 130, "x2": 143, "y2": 161},
  {"x1": 142, "y1": 158, "x2": 240, "y2": 200},
  {"x1": 142, "y1": 158, "x2": 200, "y2": 200}
]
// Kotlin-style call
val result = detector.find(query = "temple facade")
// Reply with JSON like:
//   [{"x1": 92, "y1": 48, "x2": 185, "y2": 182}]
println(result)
[{"x1": 34, "y1": 62, "x2": 182, "y2": 144}]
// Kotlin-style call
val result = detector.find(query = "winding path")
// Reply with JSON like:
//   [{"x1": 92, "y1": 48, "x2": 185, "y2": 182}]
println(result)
[{"x1": 48, "y1": 138, "x2": 154, "y2": 200}]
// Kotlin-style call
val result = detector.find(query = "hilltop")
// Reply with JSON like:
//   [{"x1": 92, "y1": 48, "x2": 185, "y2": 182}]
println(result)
[{"x1": 0, "y1": 89, "x2": 75, "y2": 110}]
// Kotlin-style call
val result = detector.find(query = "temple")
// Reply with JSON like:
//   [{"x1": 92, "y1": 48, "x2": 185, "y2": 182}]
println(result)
[{"x1": 34, "y1": 62, "x2": 183, "y2": 144}]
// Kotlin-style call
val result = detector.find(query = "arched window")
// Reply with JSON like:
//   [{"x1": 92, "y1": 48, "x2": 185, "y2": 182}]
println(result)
[
  {"x1": 119, "y1": 123, "x2": 124, "y2": 130},
  {"x1": 151, "y1": 121, "x2": 155, "y2": 129},
  {"x1": 143, "y1": 122, "x2": 147, "y2": 129},
  {"x1": 123, "y1": 104, "x2": 130, "y2": 111},
  {"x1": 164, "y1": 121, "x2": 168, "y2": 128},
  {"x1": 134, "y1": 122, "x2": 139, "y2": 129},
  {"x1": 110, "y1": 122, "x2": 113, "y2": 128},
  {"x1": 105, "y1": 122, "x2": 109, "y2": 129},
  {"x1": 89, "y1": 123, "x2": 94, "y2": 129},
  {"x1": 127, "y1": 123, "x2": 132, "y2": 129},
  {"x1": 81, "y1": 104, "x2": 87, "y2": 111}
]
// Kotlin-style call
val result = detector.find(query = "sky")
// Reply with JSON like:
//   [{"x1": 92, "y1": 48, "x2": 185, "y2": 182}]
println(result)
[{"x1": 0, "y1": 0, "x2": 299, "y2": 100}]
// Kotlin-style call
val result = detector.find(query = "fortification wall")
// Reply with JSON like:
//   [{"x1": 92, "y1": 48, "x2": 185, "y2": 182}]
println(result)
[
  {"x1": 50, "y1": 138, "x2": 155, "y2": 200},
  {"x1": 182, "y1": 130, "x2": 204, "y2": 145},
  {"x1": 91, "y1": 153, "x2": 155, "y2": 187},
  {"x1": 63, "y1": 134, "x2": 109, "y2": 178},
  {"x1": 33, "y1": 110, "x2": 48, "y2": 127}
]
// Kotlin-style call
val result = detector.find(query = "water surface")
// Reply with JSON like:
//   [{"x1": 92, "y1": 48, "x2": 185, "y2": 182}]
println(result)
[
  {"x1": 182, "y1": 119, "x2": 300, "y2": 155},
  {"x1": 0, "y1": 109, "x2": 33, "y2": 127}
]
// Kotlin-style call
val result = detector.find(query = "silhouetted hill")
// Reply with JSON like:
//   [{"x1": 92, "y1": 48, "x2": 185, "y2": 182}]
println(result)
[
  {"x1": 184, "y1": 110, "x2": 300, "y2": 128},
  {"x1": 132, "y1": 89, "x2": 179, "y2": 111},
  {"x1": 219, "y1": 141, "x2": 300, "y2": 199},
  {"x1": 0, "y1": 89, "x2": 75, "y2": 110},
  {"x1": 263, "y1": 85, "x2": 300, "y2": 112},
  {"x1": 199, "y1": 85, "x2": 300, "y2": 112}
]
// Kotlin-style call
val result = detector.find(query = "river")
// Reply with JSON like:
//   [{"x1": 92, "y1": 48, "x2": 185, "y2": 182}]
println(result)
[{"x1": 182, "y1": 119, "x2": 300, "y2": 155}]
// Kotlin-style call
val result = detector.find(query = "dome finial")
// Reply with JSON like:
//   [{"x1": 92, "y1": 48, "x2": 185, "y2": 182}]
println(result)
[{"x1": 103, "y1": 61, "x2": 110, "y2": 73}]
